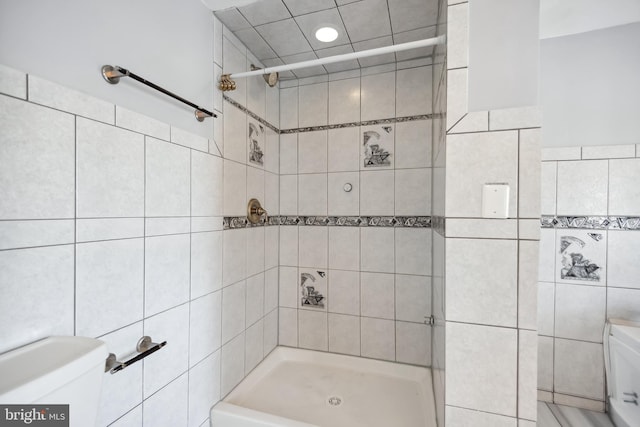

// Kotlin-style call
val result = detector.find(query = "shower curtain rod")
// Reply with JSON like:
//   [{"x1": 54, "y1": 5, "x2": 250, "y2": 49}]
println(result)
[{"x1": 228, "y1": 35, "x2": 446, "y2": 79}]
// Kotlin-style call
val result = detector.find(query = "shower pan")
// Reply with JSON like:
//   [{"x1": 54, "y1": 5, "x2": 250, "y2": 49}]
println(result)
[{"x1": 211, "y1": 347, "x2": 436, "y2": 427}]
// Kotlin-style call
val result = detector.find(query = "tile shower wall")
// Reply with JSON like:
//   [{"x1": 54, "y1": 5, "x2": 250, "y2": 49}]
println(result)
[
  {"x1": 538, "y1": 145, "x2": 640, "y2": 412},
  {"x1": 431, "y1": 0, "x2": 447, "y2": 425},
  {"x1": 443, "y1": 2, "x2": 540, "y2": 426},
  {"x1": 277, "y1": 63, "x2": 434, "y2": 366},
  {"x1": 0, "y1": 17, "x2": 278, "y2": 427},
  {"x1": 219, "y1": 20, "x2": 280, "y2": 406}
]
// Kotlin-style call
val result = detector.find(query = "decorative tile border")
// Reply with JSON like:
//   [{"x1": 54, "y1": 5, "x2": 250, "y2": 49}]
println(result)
[
  {"x1": 224, "y1": 215, "x2": 431, "y2": 230},
  {"x1": 280, "y1": 115, "x2": 434, "y2": 134},
  {"x1": 223, "y1": 94, "x2": 440, "y2": 135},
  {"x1": 223, "y1": 95, "x2": 279, "y2": 133},
  {"x1": 541, "y1": 215, "x2": 640, "y2": 230}
]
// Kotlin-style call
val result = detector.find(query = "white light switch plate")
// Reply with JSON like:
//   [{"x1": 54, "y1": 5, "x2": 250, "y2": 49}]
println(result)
[{"x1": 482, "y1": 184, "x2": 509, "y2": 218}]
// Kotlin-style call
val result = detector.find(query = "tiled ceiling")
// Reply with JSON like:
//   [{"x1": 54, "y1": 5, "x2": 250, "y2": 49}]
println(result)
[{"x1": 215, "y1": 0, "x2": 439, "y2": 79}]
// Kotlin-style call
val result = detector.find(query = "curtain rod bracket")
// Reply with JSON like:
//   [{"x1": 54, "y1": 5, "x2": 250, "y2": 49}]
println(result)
[{"x1": 101, "y1": 65, "x2": 125, "y2": 84}]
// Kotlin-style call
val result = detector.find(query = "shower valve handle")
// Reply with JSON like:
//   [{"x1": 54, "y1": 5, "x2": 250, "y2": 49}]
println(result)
[{"x1": 247, "y1": 199, "x2": 268, "y2": 224}]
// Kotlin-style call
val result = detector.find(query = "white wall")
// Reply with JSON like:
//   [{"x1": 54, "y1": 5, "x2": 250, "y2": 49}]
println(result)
[
  {"x1": 541, "y1": 23, "x2": 640, "y2": 147},
  {"x1": 539, "y1": 0, "x2": 640, "y2": 39},
  {"x1": 467, "y1": 0, "x2": 539, "y2": 111},
  {"x1": 538, "y1": 145, "x2": 640, "y2": 411},
  {"x1": 0, "y1": 0, "x2": 215, "y2": 138}
]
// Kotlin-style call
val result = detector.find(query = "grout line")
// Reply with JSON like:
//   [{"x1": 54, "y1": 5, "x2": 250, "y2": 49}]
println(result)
[
  {"x1": 516, "y1": 129, "x2": 521, "y2": 419},
  {"x1": 73, "y1": 114, "x2": 77, "y2": 337}
]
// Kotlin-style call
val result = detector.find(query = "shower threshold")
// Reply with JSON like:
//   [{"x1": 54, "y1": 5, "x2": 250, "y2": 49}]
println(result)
[{"x1": 211, "y1": 346, "x2": 436, "y2": 427}]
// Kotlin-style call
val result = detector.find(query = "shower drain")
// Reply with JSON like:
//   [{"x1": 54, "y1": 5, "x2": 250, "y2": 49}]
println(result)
[{"x1": 327, "y1": 396, "x2": 343, "y2": 407}]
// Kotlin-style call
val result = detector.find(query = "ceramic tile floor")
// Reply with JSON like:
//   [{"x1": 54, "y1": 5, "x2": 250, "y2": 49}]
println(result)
[{"x1": 538, "y1": 401, "x2": 615, "y2": 427}]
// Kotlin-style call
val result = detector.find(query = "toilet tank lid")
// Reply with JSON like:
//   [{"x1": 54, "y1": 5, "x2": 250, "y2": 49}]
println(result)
[
  {"x1": 610, "y1": 323, "x2": 640, "y2": 352},
  {"x1": 0, "y1": 336, "x2": 108, "y2": 402}
]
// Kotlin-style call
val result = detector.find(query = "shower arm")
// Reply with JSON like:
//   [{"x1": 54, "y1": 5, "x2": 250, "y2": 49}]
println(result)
[{"x1": 227, "y1": 35, "x2": 446, "y2": 80}]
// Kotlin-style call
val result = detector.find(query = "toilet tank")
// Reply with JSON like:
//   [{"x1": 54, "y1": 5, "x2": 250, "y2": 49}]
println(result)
[
  {"x1": 0, "y1": 336, "x2": 108, "y2": 427},
  {"x1": 606, "y1": 323, "x2": 640, "y2": 427}
]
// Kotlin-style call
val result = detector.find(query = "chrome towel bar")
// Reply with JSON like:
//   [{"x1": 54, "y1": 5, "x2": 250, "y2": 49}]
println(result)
[
  {"x1": 105, "y1": 336, "x2": 167, "y2": 374},
  {"x1": 101, "y1": 65, "x2": 216, "y2": 122}
]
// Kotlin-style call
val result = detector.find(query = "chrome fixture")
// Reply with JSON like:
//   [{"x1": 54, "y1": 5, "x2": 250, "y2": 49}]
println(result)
[
  {"x1": 251, "y1": 64, "x2": 279, "y2": 87},
  {"x1": 101, "y1": 65, "x2": 215, "y2": 121},
  {"x1": 247, "y1": 198, "x2": 268, "y2": 224},
  {"x1": 218, "y1": 74, "x2": 237, "y2": 92},
  {"x1": 104, "y1": 336, "x2": 167, "y2": 374}
]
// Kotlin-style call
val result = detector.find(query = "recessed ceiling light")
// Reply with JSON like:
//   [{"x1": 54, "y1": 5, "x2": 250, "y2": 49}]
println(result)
[{"x1": 315, "y1": 26, "x2": 338, "y2": 42}]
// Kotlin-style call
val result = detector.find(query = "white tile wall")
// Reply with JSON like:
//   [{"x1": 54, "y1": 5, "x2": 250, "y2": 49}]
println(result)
[
  {"x1": 327, "y1": 127, "x2": 360, "y2": 172},
  {"x1": 444, "y1": 6, "x2": 540, "y2": 424},
  {"x1": 447, "y1": 407, "x2": 517, "y2": 427},
  {"x1": 298, "y1": 130, "x2": 328, "y2": 173},
  {"x1": 554, "y1": 338, "x2": 604, "y2": 401},
  {"x1": 395, "y1": 120, "x2": 432, "y2": 169},
  {"x1": 0, "y1": 95, "x2": 75, "y2": 219},
  {"x1": 446, "y1": 130, "x2": 519, "y2": 218},
  {"x1": 298, "y1": 83, "x2": 328, "y2": 127},
  {"x1": 328, "y1": 313, "x2": 360, "y2": 356},
  {"x1": 361, "y1": 72, "x2": 395, "y2": 121},
  {"x1": 143, "y1": 374, "x2": 188, "y2": 427},
  {"x1": 190, "y1": 231, "x2": 223, "y2": 298},
  {"x1": 0, "y1": 64, "x2": 26, "y2": 99},
  {"x1": 328, "y1": 172, "x2": 359, "y2": 215},
  {"x1": 298, "y1": 310, "x2": 328, "y2": 351},
  {"x1": 144, "y1": 234, "x2": 191, "y2": 316},
  {"x1": 298, "y1": 173, "x2": 328, "y2": 215},
  {"x1": 77, "y1": 118, "x2": 145, "y2": 218},
  {"x1": 192, "y1": 151, "x2": 224, "y2": 216},
  {"x1": 607, "y1": 232, "x2": 640, "y2": 289},
  {"x1": 607, "y1": 287, "x2": 640, "y2": 322},
  {"x1": 115, "y1": 107, "x2": 170, "y2": 141},
  {"x1": 220, "y1": 332, "x2": 245, "y2": 396},
  {"x1": 29, "y1": 75, "x2": 115, "y2": 124},
  {"x1": 361, "y1": 272, "x2": 395, "y2": 319},
  {"x1": 145, "y1": 138, "x2": 191, "y2": 217},
  {"x1": 609, "y1": 158, "x2": 640, "y2": 215},
  {"x1": 0, "y1": 245, "x2": 75, "y2": 353},
  {"x1": 360, "y1": 170, "x2": 395, "y2": 215},
  {"x1": 361, "y1": 227, "x2": 395, "y2": 273},
  {"x1": 554, "y1": 284, "x2": 606, "y2": 342},
  {"x1": 395, "y1": 168, "x2": 431, "y2": 215},
  {"x1": 361, "y1": 317, "x2": 395, "y2": 361},
  {"x1": 188, "y1": 351, "x2": 221, "y2": 427},
  {"x1": 143, "y1": 304, "x2": 190, "y2": 397},
  {"x1": 539, "y1": 150, "x2": 640, "y2": 410},
  {"x1": 396, "y1": 322, "x2": 430, "y2": 365},
  {"x1": 278, "y1": 65, "x2": 433, "y2": 367},
  {"x1": 328, "y1": 77, "x2": 360, "y2": 124},
  {"x1": 556, "y1": 160, "x2": 608, "y2": 215},
  {"x1": 189, "y1": 292, "x2": 222, "y2": 367},
  {"x1": 328, "y1": 227, "x2": 360, "y2": 271},
  {"x1": 396, "y1": 66, "x2": 432, "y2": 116},
  {"x1": 0, "y1": 15, "x2": 278, "y2": 426},
  {"x1": 446, "y1": 322, "x2": 518, "y2": 417},
  {"x1": 76, "y1": 239, "x2": 144, "y2": 337},
  {"x1": 328, "y1": 269, "x2": 360, "y2": 316},
  {"x1": 0, "y1": 220, "x2": 75, "y2": 250},
  {"x1": 446, "y1": 238, "x2": 518, "y2": 327}
]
